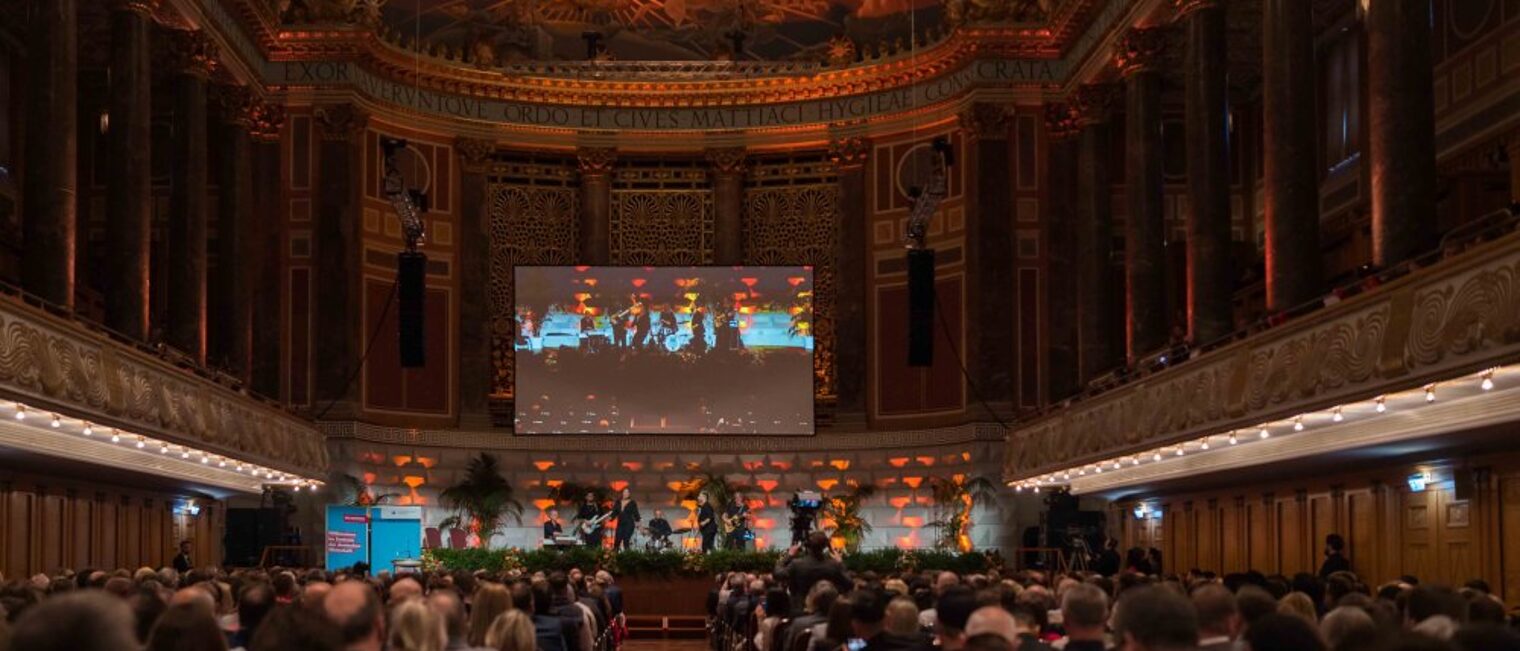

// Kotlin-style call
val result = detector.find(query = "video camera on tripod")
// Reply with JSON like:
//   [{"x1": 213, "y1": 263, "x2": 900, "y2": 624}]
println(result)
[{"x1": 787, "y1": 490, "x2": 824, "y2": 545}]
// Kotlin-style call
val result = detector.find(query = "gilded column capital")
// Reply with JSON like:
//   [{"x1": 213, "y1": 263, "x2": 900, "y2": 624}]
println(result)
[
  {"x1": 1044, "y1": 103, "x2": 1080, "y2": 141},
  {"x1": 314, "y1": 104, "x2": 368, "y2": 141},
  {"x1": 1070, "y1": 82, "x2": 1121, "y2": 126},
  {"x1": 958, "y1": 102, "x2": 1012, "y2": 141},
  {"x1": 456, "y1": 138, "x2": 496, "y2": 173},
  {"x1": 827, "y1": 137, "x2": 870, "y2": 171},
  {"x1": 576, "y1": 147, "x2": 617, "y2": 176},
  {"x1": 165, "y1": 29, "x2": 219, "y2": 78},
  {"x1": 705, "y1": 147, "x2": 748, "y2": 177},
  {"x1": 1114, "y1": 26, "x2": 1171, "y2": 77},
  {"x1": 211, "y1": 84, "x2": 255, "y2": 128}
]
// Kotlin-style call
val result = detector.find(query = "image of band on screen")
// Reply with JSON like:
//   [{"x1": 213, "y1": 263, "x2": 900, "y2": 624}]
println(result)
[
  {"x1": 540, "y1": 489, "x2": 825, "y2": 552},
  {"x1": 514, "y1": 266, "x2": 815, "y2": 434}
]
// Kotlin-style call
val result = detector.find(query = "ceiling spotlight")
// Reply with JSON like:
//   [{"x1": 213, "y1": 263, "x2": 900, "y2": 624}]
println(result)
[
  {"x1": 13, "y1": 404, "x2": 24, "y2": 420},
  {"x1": 1176, "y1": 447, "x2": 1185, "y2": 456},
  {"x1": 1063, "y1": 471, "x2": 1071, "y2": 480},
  {"x1": 200, "y1": 454, "x2": 209, "y2": 464},
  {"x1": 180, "y1": 449, "x2": 189, "y2": 459},
  {"x1": 83, "y1": 423, "x2": 94, "y2": 436},
  {"x1": 1201, "y1": 438, "x2": 1210, "y2": 450},
  {"x1": 1015, "y1": 484, "x2": 1023, "y2": 493},
  {"x1": 218, "y1": 458, "x2": 226, "y2": 468},
  {"x1": 1033, "y1": 485, "x2": 1040, "y2": 493},
  {"x1": 50, "y1": 414, "x2": 61, "y2": 428},
  {"x1": 1481, "y1": 372, "x2": 1494, "y2": 391},
  {"x1": 1094, "y1": 465, "x2": 1103, "y2": 473},
  {"x1": 235, "y1": 464, "x2": 244, "y2": 473},
  {"x1": 160, "y1": 443, "x2": 169, "y2": 454},
  {"x1": 1229, "y1": 431, "x2": 1238, "y2": 445},
  {"x1": 136, "y1": 437, "x2": 145, "y2": 449},
  {"x1": 1425, "y1": 385, "x2": 1436, "y2": 402},
  {"x1": 1375, "y1": 397, "x2": 1387, "y2": 413},
  {"x1": 110, "y1": 431, "x2": 120, "y2": 443},
  {"x1": 1294, "y1": 417, "x2": 1305, "y2": 432},
  {"x1": 1152, "y1": 451, "x2": 1162, "y2": 462},
  {"x1": 1259, "y1": 427, "x2": 1270, "y2": 439},
  {"x1": 1131, "y1": 457, "x2": 1140, "y2": 466},
  {"x1": 1332, "y1": 408, "x2": 1344, "y2": 422},
  {"x1": 1113, "y1": 461, "x2": 1122, "y2": 470}
]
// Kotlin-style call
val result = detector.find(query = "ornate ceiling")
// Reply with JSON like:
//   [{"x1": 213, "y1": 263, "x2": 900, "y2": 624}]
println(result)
[{"x1": 276, "y1": 0, "x2": 1065, "y2": 63}]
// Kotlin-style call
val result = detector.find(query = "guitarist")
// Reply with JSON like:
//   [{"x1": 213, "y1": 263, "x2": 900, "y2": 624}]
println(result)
[
  {"x1": 723, "y1": 491, "x2": 751, "y2": 550},
  {"x1": 612, "y1": 487, "x2": 641, "y2": 551},
  {"x1": 696, "y1": 493, "x2": 718, "y2": 553},
  {"x1": 575, "y1": 492, "x2": 607, "y2": 547}
]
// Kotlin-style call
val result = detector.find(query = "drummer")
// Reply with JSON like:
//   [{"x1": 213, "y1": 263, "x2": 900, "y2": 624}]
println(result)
[{"x1": 647, "y1": 509, "x2": 673, "y2": 543}]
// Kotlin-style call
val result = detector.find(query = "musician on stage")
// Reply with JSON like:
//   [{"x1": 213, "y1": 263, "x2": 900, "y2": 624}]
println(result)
[
  {"x1": 575, "y1": 492, "x2": 607, "y2": 547},
  {"x1": 724, "y1": 491, "x2": 751, "y2": 550},
  {"x1": 647, "y1": 509, "x2": 672, "y2": 540},
  {"x1": 696, "y1": 493, "x2": 718, "y2": 553},
  {"x1": 630, "y1": 294, "x2": 651, "y2": 349},
  {"x1": 543, "y1": 508, "x2": 563, "y2": 541},
  {"x1": 612, "y1": 488, "x2": 641, "y2": 551},
  {"x1": 656, "y1": 309, "x2": 678, "y2": 349}
]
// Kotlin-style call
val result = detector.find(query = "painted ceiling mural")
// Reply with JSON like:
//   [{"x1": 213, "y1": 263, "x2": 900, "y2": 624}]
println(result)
[{"x1": 278, "y1": 0, "x2": 1060, "y2": 63}]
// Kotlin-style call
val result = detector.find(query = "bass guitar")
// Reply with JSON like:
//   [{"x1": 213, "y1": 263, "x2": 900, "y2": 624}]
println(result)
[{"x1": 577, "y1": 510, "x2": 613, "y2": 535}]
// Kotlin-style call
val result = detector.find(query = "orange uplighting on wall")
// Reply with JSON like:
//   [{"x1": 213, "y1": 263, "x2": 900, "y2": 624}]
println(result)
[
  {"x1": 415, "y1": 456, "x2": 437, "y2": 469},
  {"x1": 402, "y1": 475, "x2": 426, "y2": 489},
  {"x1": 961, "y1": 451, "x2": 971, "y2": 461},
  {"x1": 545, "y1": 479, "x2": 563, "y2": 488},
  {"x1": 770, "y1": 461, "x2": 793, "y2": 471},
  {"x1": 753, "y1": 518, "x2": 776, "y2": 530},
  {"x1": 392, "y1": 455, "x2": 413, "y2": 467},
  {"x1": 830, "y1": 460, "x2": 851, "y2": 471},
  {"x1": 743, "y1": 460, "x2": 766, "y2": 471},
  {"x1": 622, "y1": 461, "x2": 644, "y2": 471},
  {"x1": 888, "y1": 458, "x2": 910, "y2": 468},
  {"x1": 666, "y1": 481, "x2": 686, "y2": 492},
  {"x1": 902, "y1": 477, "x2": 923, "y2": 489},
  {"x1": 755, "y1": 479, "x2": 779, "y2": 493},
  {"x1": 609, "y1": 480, "x2": 629, "y2": 492},
  {"x1": 362, "y1": 472, "x2": 377, "y2": 484},
  {"x1": 533, "y1": 461, "x2": 555, "y2": 471},
  {"x1": 684, "y1": 537, "x2": 699, "y2": 550},
  {"x1": 816, "y1": 479, "x2": 838, "y2": 491},
  {"x1": 533, "y1": 499, "x2": 556, "y2": 511},
  {"x1": 889, "y1": 497, "x2": 912, "y2": 509},
  {"x1": 915, "y1": 456, "x2": 935, "y2": 466},
  {"x1": 901, "y1": 516, "x2": 925, "y2": 528}
]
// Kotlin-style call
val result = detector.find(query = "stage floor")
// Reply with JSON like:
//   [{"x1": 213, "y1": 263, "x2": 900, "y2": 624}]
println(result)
[{"x1": 626, "y1": 640, "x2": 707, "y2": 651}]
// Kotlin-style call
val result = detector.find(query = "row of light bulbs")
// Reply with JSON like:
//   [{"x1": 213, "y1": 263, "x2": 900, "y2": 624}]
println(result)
[
  {"x1": 1010, "y1": 366, "x2": 1503, "y2": 493},
  {"x1": 11, "y1": 401, "x2": 323, "y2": 491}
]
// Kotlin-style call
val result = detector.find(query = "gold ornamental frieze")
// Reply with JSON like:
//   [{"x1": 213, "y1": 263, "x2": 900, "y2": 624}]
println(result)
[{"x1": 1004, "y1": 232, "x2": 1520, "y2": 482}]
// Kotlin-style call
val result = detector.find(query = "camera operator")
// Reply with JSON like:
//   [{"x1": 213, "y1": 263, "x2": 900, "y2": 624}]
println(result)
[
  {"x1": 774, "y1": 531, "x2": 849, "y2": 615},
  {"x1": 787, "y1": 493, "x2": 819, "y2": 546}
]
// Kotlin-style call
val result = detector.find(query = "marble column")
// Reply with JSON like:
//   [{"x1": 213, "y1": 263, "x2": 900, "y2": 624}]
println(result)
[
  {"x1": 20, "y1": 0, "x2": 77, "y2": 308},
  {"x1": 1118, "y1": 27, "x2": 1170, "y2": 360},
  {"x1": 828, "y1": 137, "x2": 870, "y2": 417},
  {"x1": 961, "y1": 103, "x2": 1015, "y2": 407},
  {"x1": 1262, "y1": 0, "x2": 1323, "y2": 311},
  {"x1": 1044, "y1": 103, "x2": 1081, "y2": 401},
  {"x1": 456, "y1": 137, "x2": 495, "y2": 426},
  {"x1": 1180, "y1": 0, "x2": 1232, "y2": 345},
  {"x1": 708, "y1": 147, "x2": 748, "y2": 265},
  {"x1": 1367, "y1": 0, "x2": 1437, "y2": 268},
  {"x1": 104, "y1": 0, "x2": 155, "y2": 340},
  {"x1": 249, "y1": 102, "x2": 285, "y2": 399},
  {"x1": 577, "y1": 147, "x2": 616, "y2": 265},
  {"x1": 212, "y1": 85, "x2": 254, "y2": 381},
  {"x1": 165, "y1": 30, "x2": 215, "y2": 364},
  {"x1": 313, "y1": 104, "x2": 366, "y2": 413},
  {"x1": 1071, "y1": 83, "x2": 1120, "y2": 383}
]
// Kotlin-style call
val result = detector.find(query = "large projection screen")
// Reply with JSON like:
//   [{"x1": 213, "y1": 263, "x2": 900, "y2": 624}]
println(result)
[{"x1": 514, "y1": 266, "x2": 815, "y2": 434}]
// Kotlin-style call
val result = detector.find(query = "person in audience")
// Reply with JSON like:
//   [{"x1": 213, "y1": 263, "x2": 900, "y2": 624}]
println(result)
[
  {"x1": 249, "y1": 603, "x2": 345, "y2": 651},
  {"x1": 776, "y1": 532, "x2": 851, "y2": 613},
  {"x1": 147, "y1": 602, "x2": 230, "y2": 651},
  {"x1": 965, "y1": 632, "x2": 1017, "y2": 651},
  {"x1": 324, "y1": 580, "x2": 385, "y2": 651},
  {"x1": 1191, "y1": 584, "x2": 1242, "y2": 651},
  {"x1": 389, "y1": 597, "x2": 447, "y2": 651},
  {"x1": 808, "y1": 596, "x2": 854, "y2": 651},
  {"x1": 965, "y1": 606, "x2": 1023, "y2": 647},
  {"x1": 528, "y1": 579, "x2": 573, "y2": 651},
  {"x1": 1055, "y1": 583, "x2": 1108, "y2": 651},
  {"x1": 426, "y1": 588, "x2": 484, "y2": 651},
  {"x1": 934, "y1": 587, "x2": 979, "y2": 651},
  {"x1": 484, "y1": 609, "x2": 537, "y2": 651},
  {"x1": 1242, "y1": 613, "x2": 1327, "y2": 651},
  {"x1": 172, "y1": 540, "x2": 194, "y2": 574},
  {"x1": 1451, "y1": 624, "x2": 1520, "y2": 651},
  {"x1": 10, "y1": 590, "x2": 140, "y2": 651},
  {"x1": 1319, "y1": 535, "x2": 1352, "y2": 579},
  {"x1": 851, "y1": 589, "x2": 927, "y2": 651},
  {"x1": 1112, "y1": 586, "x2": 1198, "y2": 651},
  {"x1": 1320, "y1": 606, "x2": 1377, "y2": 651},
  {"x1": 469, "y1": 583, "x2": 514, "y2": 648},
  {"x1": 884, "y1": 596, "x2": 923, "y2": 639},
  {"x1": 757, "y1": 589, "x2": 794, "y2": 651},
  {"x1": 1278, "y1": 591, "x2": 1318, "y2": 626},
  {"x1": 389, "y1": 577, "x2": 424, "y2": 605},
  {"x1": 783, "y1": 581, "x2": 839, "y2": 651}
]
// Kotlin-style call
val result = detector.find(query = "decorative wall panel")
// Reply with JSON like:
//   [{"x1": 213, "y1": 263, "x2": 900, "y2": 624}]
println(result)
[
  {"x1": 486, "y1": 156, "x2": 580, "y2": 397},
  {"x1": 610, "y1": 161, "x2": 713, "y2": 265},
  {"x1": 745, "y1": 156, "x2": 840, "y2": 398}
]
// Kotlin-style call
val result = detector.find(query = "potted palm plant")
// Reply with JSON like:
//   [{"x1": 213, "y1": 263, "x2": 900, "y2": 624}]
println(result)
[
  {"x1": 824, "y1": 484, "x2": 877, "y2": 552},
  {"x1": 438, "y1": 453, "x2": 524, "y2": 548},
  {"x1": 927, "y1": 475, "x2": 998, "y2": 552}
]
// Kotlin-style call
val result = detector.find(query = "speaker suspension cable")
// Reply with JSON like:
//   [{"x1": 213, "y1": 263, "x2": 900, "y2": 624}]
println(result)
[
  {"x1": 934, "y1": 292, "x2": 1012, "y2": 432},
  {"x1": 314, "y1": 277, "x2": 399, "y2": 421}
]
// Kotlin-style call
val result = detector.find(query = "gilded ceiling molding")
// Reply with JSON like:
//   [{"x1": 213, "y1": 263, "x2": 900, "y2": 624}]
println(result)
[
  {"x1": 1069, "y1": 82, "x2": 1120, "y2": 125},
  {"x1": 110, "y1": 0, "x2": 162, "y2": 16},
  {"x1": 827, "y1": 137, "x2": 871, "y2": 172},
  {"x1": 1113, "y1": 25, "x2": 1170, "y2": 77},
  {"x1": 1170, "y1": 0, "x2": 1220, "y2": 17},
  {"x1": 576, "y1": 147, "x2": 618, "y2": 176},
  {"x1": 0, "y1": 296, "x2": 327, "y2": 476},
  {"x1": 211, "y1": 84, "x2": 255, "y2": 127},
  {"x1": 1005, "y1": 233, "x2": 1520, "y2": 483},
  {"x1": 959, "y1": 102, "x2": 1013, "y2": 140}
]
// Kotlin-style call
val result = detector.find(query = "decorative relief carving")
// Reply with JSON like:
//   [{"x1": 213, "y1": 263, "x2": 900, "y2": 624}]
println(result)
[
  {"x1": 1070, "y1": 82, "x2": 1120, "y2": 125},
  {"x1": 706, "y1": 148, "x2": 749, "y2": 177},
  {"x1": 314, "y1": 104, "x2": 368, "y2": 141},
  {"x1": 211, "y1": 84, "x2": 255, "y2": 127},
  {"x1": 0, "y1": 299, "x2": 327, "y2": 475},
  {"x1": 827, "y1": 137, "x2": 870, "y2": 170},
  {"x1": 1044, "y1": 103, "x2": 1080, "y2": 141},
  {"x1": 1006, "y1": 236, "x2": 1520, "y2": 481},
  {"x1": 744, "y1": 157, "x2": 841, "y2": 398},
  {"x1": 165, "y1": 29, "x2": 219, "y2": 77},
  {"x1": 959, "y1": 102, "x2": 1012, "y2": 140},
  {"x1": 576, "y1": 147, "x2": 618, "y2": 176},
  {"x1": 486, "y1": 159, "x2": 581, "y2": 397},
  {"x1": 247, "y1": 101, "x2": 287, "y2": 142},
  {"x1": 455, "y1": 138, "x2": 496, "y2": 172},
  {"x1": 610, "y1": 162, "x2": 714, "y2": 265}
]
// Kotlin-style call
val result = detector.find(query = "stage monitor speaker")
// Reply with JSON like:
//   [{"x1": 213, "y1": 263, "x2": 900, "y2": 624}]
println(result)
[
  {"x1": 398, "y1": 252, "x2": 426, "y2": 368},
  {"x1": 908, "y1": 248, "x2": 935, "y2": 367}
]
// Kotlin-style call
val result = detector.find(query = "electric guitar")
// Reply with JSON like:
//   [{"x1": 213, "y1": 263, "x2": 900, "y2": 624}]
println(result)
[
  {"x1": 577, "y1": 510, "x2": 614, "y2": 535},
  {"x1": 722, "y1": 509, "x2": 749, "y2": 531}
]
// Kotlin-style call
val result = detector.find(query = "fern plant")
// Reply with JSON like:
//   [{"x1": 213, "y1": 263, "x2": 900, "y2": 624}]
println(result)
[
  {"x1": 824, "y1": 484, "x2": 877, "y2": 552},
  {"x1": 926, "y1": 475, "x2": 999, "y2": 552},
  {"x1": 438, "y1": 453, "x2": 524, "y2": 547}
]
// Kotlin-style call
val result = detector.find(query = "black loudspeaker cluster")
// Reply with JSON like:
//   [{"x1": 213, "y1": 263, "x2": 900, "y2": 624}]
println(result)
[
  {"x1": 907, "y1": 248, "x2": 935, "y2": 367},
  {"x1": 398, "y1": 252, "x2": 426, "y2": 368}
]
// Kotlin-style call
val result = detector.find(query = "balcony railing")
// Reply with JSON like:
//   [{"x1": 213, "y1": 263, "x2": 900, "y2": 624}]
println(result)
[
  {"x1": 1004, "y1": 226, "x2": 1520, "y2": 483},
  {"x1": 0, "y1": 288, "x2": 327, "y2": 477}
]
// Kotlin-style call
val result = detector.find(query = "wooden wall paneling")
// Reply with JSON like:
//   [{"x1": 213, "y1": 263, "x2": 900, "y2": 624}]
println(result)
[
  {"x1": 95, "y1": 493, "x2": 118, "y2": 571},
  {"x1": 68, "y1": 490, "x2": 91, "y2": 570},
  {"x1": 1377, "y1": 482, "x2": 1403, "y2": 585},
  {"x1": 1402, "y1": 488, "x2": 1437, "y2": 583},
  {"x1": 1222, "y1": 497, "x2": 1245, "y2": 574},
  {"x1": 1436, "y1": 487, "x2": 1479, "y2": 587},
  {"x1": 1308, "y1": 491, "x2": 1335, "y2": 573},
  {"x1": 1197, "y1": 499, "x2": 1220, "y2": 573},
  {"x1": 1346, "y1": 489, "x2": 1376, "y2": 580},
  {"x1": 1500, "y1": 475, "x2": 1520, "y2": 603},
  {"x1": 6, "y1": 488, "x2": 33, "y2": 576},
  {"x1": 1278, "y1": 494, "x2": 1304, "y2": 574},
  {"x1": 119, "y1": 496, "x2": 141, "y2": 571},
  {"x1": 1475, "y1": 470, "x2": 1502, "y2": 601},
  {"x1": 1249, "y1": 495, "x2": 1274, "y2": 573}
]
